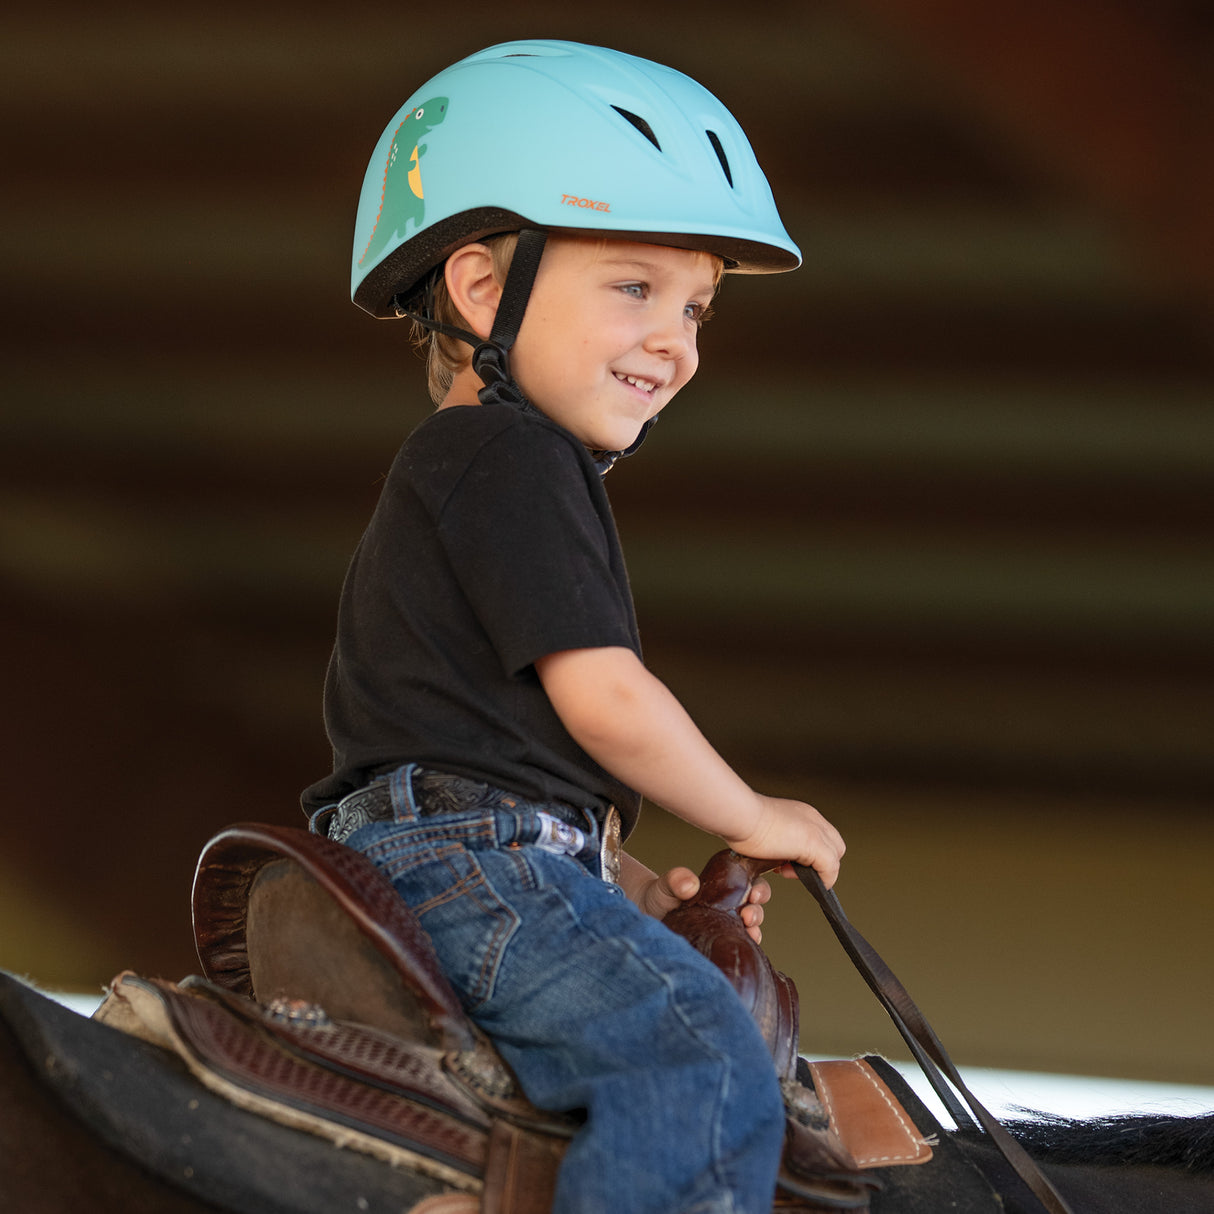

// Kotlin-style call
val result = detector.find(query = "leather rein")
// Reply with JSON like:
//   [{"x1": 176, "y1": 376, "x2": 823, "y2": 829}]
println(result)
[{"x1": 795, "y1": 863, "x2": 1077, "y2": 1214}]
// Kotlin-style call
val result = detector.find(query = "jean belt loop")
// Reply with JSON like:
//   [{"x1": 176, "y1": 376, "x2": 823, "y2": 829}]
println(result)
[
  {"x1": 308, "y1": 804, "x2": 337, "y2": 836},
  {"x1": 389, "y1": 762, "x2": 421, "y2": 822}
]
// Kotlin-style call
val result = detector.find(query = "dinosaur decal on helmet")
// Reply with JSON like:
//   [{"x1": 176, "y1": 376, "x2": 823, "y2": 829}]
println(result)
[
  {"x1": 351, "y1": 41, "x2": 801, "y2": 317},
  {"x1": 357, "y1": 96, "x2": 449, "y2": 268}
]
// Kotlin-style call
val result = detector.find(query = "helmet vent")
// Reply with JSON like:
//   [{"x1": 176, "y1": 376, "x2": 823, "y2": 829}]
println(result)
[
  {"x1": 705, "y1": 130, "x2": 733, "y2": 187},
  {"x1": 611, "y1": 106, "x2": 662, "y2": 151}
]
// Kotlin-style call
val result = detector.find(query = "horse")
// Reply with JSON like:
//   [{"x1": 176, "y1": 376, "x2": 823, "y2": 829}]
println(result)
[{"x1": 2, "y1": 823, "x2": 1211, "y2": 1214}]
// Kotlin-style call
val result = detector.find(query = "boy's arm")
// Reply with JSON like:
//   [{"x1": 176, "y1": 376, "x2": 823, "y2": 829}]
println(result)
[{"x1": 535, "y1": 646, "x2": 844, "y2": 887}]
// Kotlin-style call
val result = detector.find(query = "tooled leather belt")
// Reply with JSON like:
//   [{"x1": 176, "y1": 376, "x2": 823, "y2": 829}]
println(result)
[{"x1": 318, "y1": 767, "x2": 622, "y2": 886}]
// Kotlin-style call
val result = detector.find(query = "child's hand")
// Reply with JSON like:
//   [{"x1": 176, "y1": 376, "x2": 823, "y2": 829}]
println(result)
[
  {"x1": 725, "y1": 795, "x2": 846, "y2": 890},
  {"x1": 637, "y1": 865, "x2": 772, "y2": 944}
]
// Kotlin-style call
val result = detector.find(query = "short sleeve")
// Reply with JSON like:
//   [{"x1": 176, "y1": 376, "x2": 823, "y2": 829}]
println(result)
[{"x1": 433, "y1": 419, "x2": 637, "y2": 676}]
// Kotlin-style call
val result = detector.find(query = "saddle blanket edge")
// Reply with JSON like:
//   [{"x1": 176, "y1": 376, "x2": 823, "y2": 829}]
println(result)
[{"x1": 96, "y1": 971, "x2": 484, "y2": 1196}]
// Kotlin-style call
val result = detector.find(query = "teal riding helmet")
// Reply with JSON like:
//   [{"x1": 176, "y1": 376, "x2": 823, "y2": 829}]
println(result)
[{"x1": 351, "y1": 39, "x2": 801, "y2": 318}]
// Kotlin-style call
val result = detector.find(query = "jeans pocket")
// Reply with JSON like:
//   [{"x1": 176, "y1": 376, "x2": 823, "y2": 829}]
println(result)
[{"x1": 404, "y1": 843, "x2": 522, "y2": 1011}]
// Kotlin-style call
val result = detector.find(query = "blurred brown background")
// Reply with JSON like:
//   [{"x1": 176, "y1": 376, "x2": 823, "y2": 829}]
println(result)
[{"x1": 3, "y1": 2, "x2": 1211, "y2": 1085}]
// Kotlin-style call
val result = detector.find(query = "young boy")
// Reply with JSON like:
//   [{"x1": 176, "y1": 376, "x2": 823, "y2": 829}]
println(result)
[{"x1": 303, "y1": 40, "x2": 845, "y2": 1214}]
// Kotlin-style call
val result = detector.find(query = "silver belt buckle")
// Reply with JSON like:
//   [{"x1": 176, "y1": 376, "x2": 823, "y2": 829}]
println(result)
[{"x1": 599, "y1": 806, "x2": 622, "y2": 886}]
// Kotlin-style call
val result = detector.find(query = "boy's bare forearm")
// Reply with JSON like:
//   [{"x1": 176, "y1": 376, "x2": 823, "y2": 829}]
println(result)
[
  {"x1": 536, "y1": 646, "x2": 761, "y2": 837},
  {"x1": 534, "y1": 646, "x2": 845, "y2": 883}
]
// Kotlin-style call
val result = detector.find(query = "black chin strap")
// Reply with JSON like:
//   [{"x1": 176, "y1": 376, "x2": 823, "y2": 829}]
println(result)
[
  {"x1": 393, "y1": 228, "x2": 549, "y2": 410},
  {"x1": 470, "y1": 228, "x2": 548, "y2": 408},
  {"x1": 394, "y1": 226, "x2": 653, "y2": 475},
  {"x1": 591, "y1": 416, "x2": 657, "y2": 475}
]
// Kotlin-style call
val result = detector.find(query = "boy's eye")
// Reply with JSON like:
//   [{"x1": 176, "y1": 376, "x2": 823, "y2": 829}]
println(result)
[
  {"x1": 619, "y1": 282, "x2": 647, "y2": 299},
  {"x1": 685, "y1": 300, "x2": 715, "y2": 325}
]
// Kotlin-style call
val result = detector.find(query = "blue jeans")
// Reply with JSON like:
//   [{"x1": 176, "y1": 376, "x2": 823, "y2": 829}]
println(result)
[{"x1": 345, "y1": 764, "x2": 785, "y2": 1214}]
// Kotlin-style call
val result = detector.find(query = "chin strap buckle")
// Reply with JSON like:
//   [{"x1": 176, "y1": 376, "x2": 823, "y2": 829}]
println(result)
[{"x1": 473, "y1": 342, "x2": 528, "y2": 407}]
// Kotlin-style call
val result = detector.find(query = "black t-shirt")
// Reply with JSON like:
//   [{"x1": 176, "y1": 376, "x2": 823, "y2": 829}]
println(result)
[{"x1": 301, "y1": 403, "x2": 643, "y2": 830}]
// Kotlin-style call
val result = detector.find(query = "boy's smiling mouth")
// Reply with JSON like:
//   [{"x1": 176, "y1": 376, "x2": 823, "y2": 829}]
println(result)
[{"x1": 614, "y1": 372, "x2": 659, "y2": 394}]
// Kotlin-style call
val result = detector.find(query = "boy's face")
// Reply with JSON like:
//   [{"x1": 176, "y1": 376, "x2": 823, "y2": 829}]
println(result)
[{"x1": 509, "y1": 236, "x2": 718, "y2": 453}]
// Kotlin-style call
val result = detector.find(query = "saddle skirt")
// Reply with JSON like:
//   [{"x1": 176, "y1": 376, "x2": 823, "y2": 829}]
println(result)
[
  {"x1": 95, "y1": 970, "x2": 567, "y2": 1207},
  {"x1": 96, "y1": 822, "x2": 934, "y2": 1212}
]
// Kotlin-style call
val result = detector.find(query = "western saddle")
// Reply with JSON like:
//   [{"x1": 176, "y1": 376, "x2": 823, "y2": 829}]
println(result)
[{"x1": 97, "y1": 823, "x2": 934, "y2": 1213}]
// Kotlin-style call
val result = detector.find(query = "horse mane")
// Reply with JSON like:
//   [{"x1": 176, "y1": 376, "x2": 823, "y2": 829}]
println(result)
[{"x1": 998, "y1": 1110, "x2": 1214, "y2": 1173}]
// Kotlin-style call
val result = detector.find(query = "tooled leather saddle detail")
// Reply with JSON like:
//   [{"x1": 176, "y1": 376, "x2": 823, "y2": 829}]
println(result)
[{"x1": 188, "y1": 824, "x2": 882, "y2": 1211}]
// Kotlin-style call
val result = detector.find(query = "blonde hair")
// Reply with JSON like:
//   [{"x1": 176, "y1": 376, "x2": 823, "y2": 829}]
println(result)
[{"x1": 411, "y1": 232, "x2": 519, "y2": 404}]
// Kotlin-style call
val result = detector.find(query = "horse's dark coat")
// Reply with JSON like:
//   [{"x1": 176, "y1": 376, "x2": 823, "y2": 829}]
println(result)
[
  {"x1": 0, "y1": 972, "x2": 445, "y2": 1214},
  {"x1": 961, "y1": 1135, "x2": 1214, "y2": 1214},
  {"x1": 1009, "y1": 1108, "x2": 1214, "y2": 1172},
  {"x1": 864, "y1": 1064, "x2": 1214, "y2": 1214},
  {"x1": 3, "y1": 971, "x2": 1213, "y2": 1214},
  {"x1": 0, "y1": 1002, "x2": 218, "y2": 1214}
]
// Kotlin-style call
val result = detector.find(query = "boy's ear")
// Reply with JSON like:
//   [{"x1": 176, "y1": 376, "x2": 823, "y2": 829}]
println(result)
[{"x1": 444, "y1": 243, "x2": 502, "y2": 341}]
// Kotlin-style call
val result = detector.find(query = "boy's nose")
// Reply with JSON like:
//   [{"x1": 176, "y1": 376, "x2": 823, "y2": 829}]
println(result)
[{"x1": 644, "y1": 313, "x2": 695, "y2": 361}]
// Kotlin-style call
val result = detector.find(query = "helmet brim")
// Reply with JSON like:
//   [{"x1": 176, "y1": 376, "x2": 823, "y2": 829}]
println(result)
[{"x1": 354, "y1": 206, "x2": 801, "y2": 319}]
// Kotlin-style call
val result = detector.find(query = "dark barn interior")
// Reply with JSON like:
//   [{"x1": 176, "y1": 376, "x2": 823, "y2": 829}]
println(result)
[{"x1": 3, "y1": 1, "x2": 1212, "y2": 1084}]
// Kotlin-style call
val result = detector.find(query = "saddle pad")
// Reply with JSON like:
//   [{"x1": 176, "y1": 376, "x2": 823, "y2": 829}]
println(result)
[{"x1": 98, "y1": 971, "x2": 489, "y2": 1193}]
